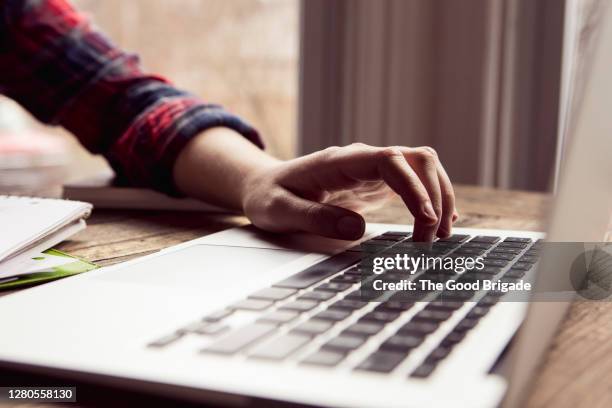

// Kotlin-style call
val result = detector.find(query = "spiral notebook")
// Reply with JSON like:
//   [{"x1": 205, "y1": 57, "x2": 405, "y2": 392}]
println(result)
[{"x1": 0, "y1": 196, "x2": 92, "y2": 279}]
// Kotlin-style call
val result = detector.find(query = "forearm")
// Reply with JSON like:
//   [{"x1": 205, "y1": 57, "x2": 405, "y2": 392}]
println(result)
[{"x1": 173, "y1": 127, "x2": 281, "y2": 210}]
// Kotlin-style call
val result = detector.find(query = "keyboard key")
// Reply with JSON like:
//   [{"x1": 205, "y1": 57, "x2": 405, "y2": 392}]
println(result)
[
  {"x1": 478, "y1": 295, "x2": 500, "y2": 306},
  {"x1": 202, "y1": 309, "x2": 233, "y2": 322},
  {"x1": 331, "y1": 274, "x2": 361, "y2": 284},
  {"x1": 519, "y1": 255, "x2": 538, "y2": 264},
  {"x1": 362, "y1": 239, "x2": 397, "y2": 247},
  {"x1": 344, "y1": 321, "x2": 384, "y2": 337},
  {"x1": 500, "y1": 276, "x2": 521, "y2": 284},
  {"x1": 454, "y1": 247, "x2": 487, "y2": 256},
  {"x1": 274, "y1": 251, "x2": 361, "y2": 289},
  {"x1": 410, "y1": 362, "x2": 437, "y2": 378},
  {"x1": 371, "y1": 234, "x2": 402, "y2": 241},
  {"x1": 454, "y1": 318, "x2": 478, "y2": 332},
  {"x1": 148, "y1": 332, "x2": 183, "y2": 348},
  {"x1": 428, "y1": 346, "x2": 451, "y2": 361},
  {"x1": 493, "y1": 247, "x2": 523, "y2": 254},
  {"x1": 425, "y1": 267, "x2": 455, "y2": 277},
  {"x1": 249, "y1": 287, "x2": 296, "y2": 301},
  {"x1": 477, "y1": 266, "x2": 504, "y2": 275},
  {"x1": 504, "y1": 237, "x2": 532, "y2": 243},
  {"x1": 375, "y1": 304, "x2": 412, "y2": 316},
  {"x1": 380, "y1": 300, "x2": 415, "y2": 311},
  {"x1": 330, "y1": 299, "x2": 367, "y2": 310},
  {"x1": 301, "y1": 350, "x2": 346, "y2": 366},
  {"x1": 488, "y1": 289, "x2": 507, "y2": 298},
  {"x1": 438, "y1": 234, "x2": 470, "y2": 243},
  {"x1": 486, "y1": 252, "x2": 517, "y2": 261},
  {"x1": 324, "y1": 334, "x2": 366, "y2": 351},
  {"x1": 343, "y1": 267, "x2": 362, "y2": 276},
  {"x1": 380, "y1": 334, "x2": 423, "y2": 352},
  {"x1": 505, "y1": 268, "x2": 526, "y2": 278},
  {"x1": 202, "y1": 323, "x2": 276, "y2": 354},
  {"x1": 361, "y1": 310, "x2": 400, "y2": 323},
  {"x1": 470, "y1": 236, "x2": 501, "y2": 244},
  {"x1": 382, "y1": 231, "x2": 412, "y2": 238},
  {"x1": 280, "y1": 299, "x2": 319, "y2": 312},
  {"x1": 356, "y1": 350, "x2": 406, "y2": 373},
  {"x1": 248, "y1": 333, "x2": 310, "y2": 360},
  {"x1": 427, "y1": 301, "x2": 464, "y2": 311},
  {"x1": 293, "y1": 319, "x2": 333, "y2": 336},
  {"x1": 463, "y1": 241, "x2": 495, "y2": 250},
  {"x1": 497, "y1": 241, "x2": 529, "y2": 249},
  {"x1": 441, "y1": 331, "x2": 466, "y2": 347},
  {"x1": 316, "y1": 282, "x2": 353, "y2": 292},
  {"x1": 466, "y1": 306, "x2": 489, "y2": 320},
  {"x1": 460, "y1": 272, "x2": 491, "y2": 282},
  {"x1": 344, "y1": 290, "x2": 364, "y2": 300},
  {"x1": 314, "y1": 309, "x2": 352, "y2": 321},
  {"x1": 413, "y1": 309, "x2": 453, "y2": 322},
  {"x1": 399, "y1": 321, "x2": 439, "y2": 335},
  {"x1": 258, "y1": 310, "x2": 299, "y2": 325},
  {"x1": 229, "y1": 299, "x2": 273, "y2": 311},
  {"x1": 439, "y1": 290, "x2": 474, "y2": 301},
  {"x1": 299, "y1": 291, "x2": 336, "y2": 302},
  {"x1": 511, "y1": 262, "x2": 533, "y2": 271},
  {"x1": 482, "y1": 258, "x2": 509, "y2": 267},
  {"x1": 191, "y1": 322, "x2": 229, "y2": 336}
]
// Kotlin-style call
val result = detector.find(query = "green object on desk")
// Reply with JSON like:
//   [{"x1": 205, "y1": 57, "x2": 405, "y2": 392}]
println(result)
[{"x1": 0, "y1": 249, "x2": 98, "y2": 291}]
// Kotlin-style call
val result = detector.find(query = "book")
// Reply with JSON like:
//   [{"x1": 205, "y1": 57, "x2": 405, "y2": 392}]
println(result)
[
  {"x1": 0, "y1": 195, "x2": 92, "y2": 278},
  {"x1": 0, "y1": 249, "x2": 98, "y2": 291},
  {"x1": 63, "y1": 170, "x2": 232, "y2": 212}
]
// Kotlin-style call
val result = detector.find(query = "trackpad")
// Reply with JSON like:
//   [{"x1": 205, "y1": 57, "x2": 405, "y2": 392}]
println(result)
[{"x1": 96, "y1": 245, "x2": 307, "y2": 292}]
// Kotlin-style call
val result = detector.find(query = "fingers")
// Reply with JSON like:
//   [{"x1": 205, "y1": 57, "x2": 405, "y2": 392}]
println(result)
[
  {"x1": 402, "y1": 147, "x2": 443, "y2": 241},
  {"x1": 277, "y1": 143, "x2": 457, "y2": 241},
  {"x1": 402, "y1": 146, "x2": 456, "y2": 239},
  {"x1": 435, "y1": 159, "x2": 457, "y2": 237},
  {"x1": 324, "y1": 145, "x2": 454, "y2": 241},
  {"x1": 376, "y1": 148, "x2": 440, "y2": 237},
  {"x1": 268, "y1": 190, "x2": 366, "y2": 240}
]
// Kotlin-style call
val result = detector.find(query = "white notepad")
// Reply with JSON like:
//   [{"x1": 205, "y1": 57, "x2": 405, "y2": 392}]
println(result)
[{"x1": 0, "y1": 196, "x2": 92, "y2": 275}]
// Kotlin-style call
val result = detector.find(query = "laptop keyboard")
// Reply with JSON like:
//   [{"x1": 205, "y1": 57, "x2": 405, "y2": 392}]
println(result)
[{"x1": 148, "y1": 232, "x2": 541, "y2": 379}]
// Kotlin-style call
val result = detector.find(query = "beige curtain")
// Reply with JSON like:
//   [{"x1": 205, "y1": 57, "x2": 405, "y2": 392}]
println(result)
[{"x1": 300, "y1": 0, "x2": 566, "y2": 192}]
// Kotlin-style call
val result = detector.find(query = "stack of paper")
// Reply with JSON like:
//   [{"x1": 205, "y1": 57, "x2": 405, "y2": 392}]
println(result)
[
  {"x1": 0, "y1": 196, "x2": 95, "y2": 289},
  {"x1": 0, "y1": 249, "x2": 98, "y2": 290}
]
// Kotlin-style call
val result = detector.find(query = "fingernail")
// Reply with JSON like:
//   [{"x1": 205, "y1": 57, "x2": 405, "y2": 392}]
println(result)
[
  {"x1": 337, "y1": 216, "x2": 364, "y2": 239},
  {"x1": 422, "y1": 202, "x2": 438, "y2": 224}
]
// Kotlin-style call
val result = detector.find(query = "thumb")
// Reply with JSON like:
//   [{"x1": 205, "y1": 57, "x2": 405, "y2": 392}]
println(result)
[{"x1": 280, "y1": 192, "x2": 365, "y2": 240}]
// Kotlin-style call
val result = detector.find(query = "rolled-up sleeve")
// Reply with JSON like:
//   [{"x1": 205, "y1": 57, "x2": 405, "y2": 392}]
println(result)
[{"x1": 0, "y1": 0, "x2": 262, "y2": 194}]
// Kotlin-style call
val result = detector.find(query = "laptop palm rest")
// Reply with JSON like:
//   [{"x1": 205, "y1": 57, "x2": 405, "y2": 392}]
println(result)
[{"x1": 94, "y1": 244, "x2": 306, "y2": 291}]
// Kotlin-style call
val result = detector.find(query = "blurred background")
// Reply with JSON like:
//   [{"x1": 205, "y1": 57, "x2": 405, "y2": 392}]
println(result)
[
  {"x1": 0, "y1": 0, "x2": 299, "y2": 195},
  {"x1": 0, "y1": 0, "x2": 602, "y2": 196}
]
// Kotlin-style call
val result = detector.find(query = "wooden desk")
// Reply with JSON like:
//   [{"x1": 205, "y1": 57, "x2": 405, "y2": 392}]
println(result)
[{"x1": 2, "y1": 185, "x2": 610, "y2": 407}]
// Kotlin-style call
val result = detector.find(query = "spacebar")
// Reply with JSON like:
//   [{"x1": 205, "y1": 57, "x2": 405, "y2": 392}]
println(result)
[
  {"x1": 273, "y1": 251, "x2": 362, "y2": 289},
  {"x1": 202, "y1": 323, "x2": 276, "y2": 354}
]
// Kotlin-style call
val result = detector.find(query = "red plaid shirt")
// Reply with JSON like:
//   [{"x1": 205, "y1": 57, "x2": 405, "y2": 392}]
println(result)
[{"x1": 0, "y1": 0, "x2": 262, "y2": 194}]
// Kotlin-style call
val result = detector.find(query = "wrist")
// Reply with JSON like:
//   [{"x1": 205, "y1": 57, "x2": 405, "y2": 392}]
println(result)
[
  {"x1": 238, "y1": 156, "x2": 284, "y2": 213},
  {"x1": 173, "y1": 126, "x2": 283, "y2": 211}
]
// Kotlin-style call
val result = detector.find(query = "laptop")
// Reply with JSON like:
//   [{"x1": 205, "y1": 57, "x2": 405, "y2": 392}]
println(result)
[{"x1": 1, "y1": 4, "x2": 611, "y2": 408}]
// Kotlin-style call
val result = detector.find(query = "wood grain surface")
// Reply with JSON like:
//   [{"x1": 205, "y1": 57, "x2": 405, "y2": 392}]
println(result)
[{"x1": 1, "y1": 185, "x2": 609, "y2": 407}]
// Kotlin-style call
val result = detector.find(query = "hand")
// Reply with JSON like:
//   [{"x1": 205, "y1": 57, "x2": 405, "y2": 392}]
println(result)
[{"x1": 241, "y1": 143, "x2": 458, "y2": 241}]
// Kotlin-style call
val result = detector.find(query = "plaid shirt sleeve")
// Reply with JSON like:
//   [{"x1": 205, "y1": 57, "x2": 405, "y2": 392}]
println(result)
[{"x1": 0, "y1": 0, "x2": 263, "y2": 195}]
